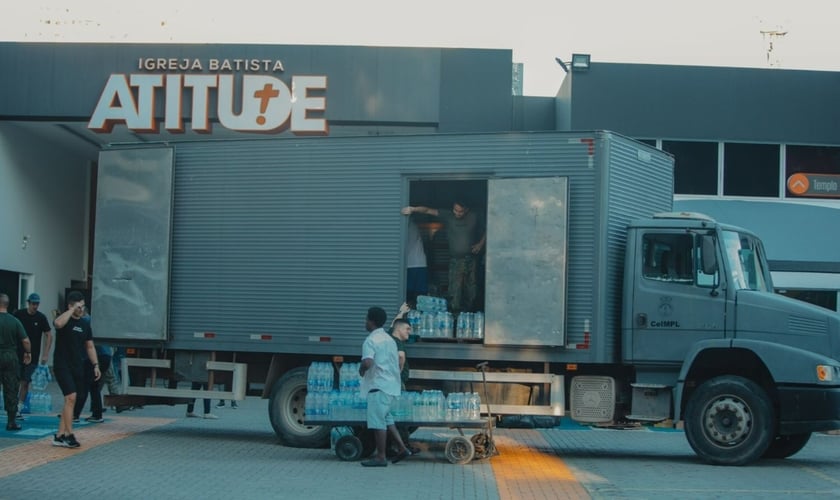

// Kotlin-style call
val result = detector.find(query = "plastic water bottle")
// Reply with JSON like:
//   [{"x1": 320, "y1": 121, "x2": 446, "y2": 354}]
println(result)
[
  {"x1": 305, "y1": 393, "x2": 316, "y2": 420},
  {"x1": 474, "y1": 312, "x2": 485, "y2": 339},
  {"x1": 468, "y1": 392, "x2": 481, "y2": 420},
  {"x1": 456, "y1": 313, "x2": 466, "y2": 338},
  {"x1": 44, "y1": 392, "x2": 52, "y2": 413},
  {"x1": 307, "y1": 363, "x2": 318, "y2": 393}
]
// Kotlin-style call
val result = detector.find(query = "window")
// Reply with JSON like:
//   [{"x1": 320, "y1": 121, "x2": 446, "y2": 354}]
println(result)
[
  {"x1": 776, "y1": 289, "x2": 838, "y2": 312},
  {"x1": 662, "y1": 141, "x2": 718, "y2": 195},
  {"x1": 723, "y1": 143, "x2": 779, "y2": 197},
  {"x1": 642, "y1": 233, "x2": 695, "y2": 284},
  {"x1": 785, "y1": 145, "x2": 840, "y2": 199}
]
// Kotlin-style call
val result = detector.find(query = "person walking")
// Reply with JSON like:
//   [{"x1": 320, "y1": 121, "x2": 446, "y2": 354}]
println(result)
[
  {"x1": 0, "y1": 293, "x2": 31, "y2": 431},
  {"x1": 12, "y1": 292, "x2": 52, "y2": 420},
  {"x1": 52, "y1": 291, "x2": 100, "y2": 448},
  {"x1": 358, "y1": 307, "x2": 412, "y2": 467}
]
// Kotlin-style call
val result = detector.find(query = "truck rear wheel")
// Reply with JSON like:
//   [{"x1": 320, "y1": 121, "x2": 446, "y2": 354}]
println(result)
[
  {"x1": 269, "y1": 367, "x2": 330, "y2": 448},
  {"x1": 762, "y1": 432, "x2": 811, "y2": 459},
  {"x1": 684, "y1": 375, "x2": 774, "y2": 466}
]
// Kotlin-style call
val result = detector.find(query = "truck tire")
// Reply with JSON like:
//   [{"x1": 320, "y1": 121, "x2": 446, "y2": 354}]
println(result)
[
  {"x1": 762, "y1": 432, "x2": 811, "y2": 459},
  {"x1": 684, "y1": 375, "x2": 775, "y2": 466},
  {"x1": 269, "y1": 367, "x2": 330, "y2": 448}
]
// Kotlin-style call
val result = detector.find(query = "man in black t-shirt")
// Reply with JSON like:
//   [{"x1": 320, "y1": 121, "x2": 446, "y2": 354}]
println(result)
[
  {"x1": 13, "y1": 292, "x2": 52, "y2": 420},
  {"x1": 52, "y1": 291, "x2": 100, "y2": 449}
]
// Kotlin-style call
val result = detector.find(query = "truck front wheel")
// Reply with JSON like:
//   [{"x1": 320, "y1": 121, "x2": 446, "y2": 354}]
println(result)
[
  {"x1": 269, "y1": 367, "x2": 330, "y2": 448},
  {"x1": 684, "y1": 375, "x2": 775, "y2": 466}
]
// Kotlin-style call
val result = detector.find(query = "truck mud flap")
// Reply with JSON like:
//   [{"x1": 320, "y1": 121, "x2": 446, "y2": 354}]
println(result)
[{"x1": 497, "y1": 415, "x2": 561, "y2": 429}]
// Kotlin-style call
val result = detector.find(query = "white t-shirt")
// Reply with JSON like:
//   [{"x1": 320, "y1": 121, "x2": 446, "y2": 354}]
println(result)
[
  {"x1": 360, "y1": 328, "x2": 402, "y2": 397},
  {"x1": 405, "y1": 222, "x2": 427, "y2": 269}
]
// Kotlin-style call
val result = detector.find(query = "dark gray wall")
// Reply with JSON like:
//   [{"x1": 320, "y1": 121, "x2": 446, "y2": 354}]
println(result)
[
  {"x1": 563, "y1": 62, "x2": 840, "y2": 145},
  {"x1": 512, "y1": 96, "x2": 555, "y2": 131}
]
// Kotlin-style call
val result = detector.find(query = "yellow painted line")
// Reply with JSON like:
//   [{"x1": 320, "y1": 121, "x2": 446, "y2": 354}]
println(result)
[
  {"x1": 491, "y1": 430, "x2": 590, "y2": 500},
  {"x1": 0, "y1": 416, "x2": 174, "y2": 479}
]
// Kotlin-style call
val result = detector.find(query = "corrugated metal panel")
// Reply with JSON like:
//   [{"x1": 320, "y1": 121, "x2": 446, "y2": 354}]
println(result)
[
  {"x1": 603, "y1": 134, "x2": 675, "y2": 360},
  {"x1": 157, "y1": 131, "x2": 672, "y2": 362}
]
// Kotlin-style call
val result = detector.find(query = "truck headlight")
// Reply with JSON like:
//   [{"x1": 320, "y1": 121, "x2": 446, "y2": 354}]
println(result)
[{"x1": 816, "y1": 365, "x2": 834, "y2": 382}]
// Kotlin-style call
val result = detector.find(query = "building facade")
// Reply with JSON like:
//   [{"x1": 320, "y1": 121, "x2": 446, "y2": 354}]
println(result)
[{"x1": 0, "y1": 42, "x2": 837, "y2": 313}]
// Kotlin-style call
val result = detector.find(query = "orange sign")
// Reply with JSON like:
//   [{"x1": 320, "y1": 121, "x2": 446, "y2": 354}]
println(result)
[
  {"x1": 787, "y1": 173, "x2": 809, "y2": 195},
  {"x1": 787, "y1": 173, "x2": 840, "y2": 198}
]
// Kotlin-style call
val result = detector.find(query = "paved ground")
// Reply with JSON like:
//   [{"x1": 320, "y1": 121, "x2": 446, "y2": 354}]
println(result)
[{"x1": 0, "y1": 384, "x2": 838, "y2": 500}]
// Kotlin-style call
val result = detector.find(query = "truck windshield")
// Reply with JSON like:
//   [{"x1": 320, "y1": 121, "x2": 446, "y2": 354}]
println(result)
[{"x1": 721, "y1": 230, "x2": 772, "y2": 292}]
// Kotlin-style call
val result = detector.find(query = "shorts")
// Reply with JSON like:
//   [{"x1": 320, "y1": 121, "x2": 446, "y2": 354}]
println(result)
[
  {"x1": 406, "y1": 267, "x2": 429, "y2": 296},
  {"x1": 53, "y1": 365, "x2": 84, "y2": 396},
  {"x1": 365, "y1": 390, "x2": 396, "y2": 430},
  {"x1": 20, "y1": 362, "x2": 36, "y2": 382}
]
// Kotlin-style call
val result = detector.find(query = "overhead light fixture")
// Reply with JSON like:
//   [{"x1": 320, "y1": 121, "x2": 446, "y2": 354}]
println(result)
[
  {"x1": 571, "y1": 53, "x2": 591, "y2": 72},
  {"x1": 554, "y1": 57, "x2": 569, "y2": 74}
]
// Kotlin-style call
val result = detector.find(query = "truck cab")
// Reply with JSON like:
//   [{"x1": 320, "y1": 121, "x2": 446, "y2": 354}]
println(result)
[{"x1": 622, "y1": 212, "x2": 840, "y2": 464}]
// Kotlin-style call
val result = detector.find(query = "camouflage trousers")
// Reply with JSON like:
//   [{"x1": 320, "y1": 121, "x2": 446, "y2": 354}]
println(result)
[
  {"x1": 448, "y1": 255, "x2": 477, "y2": 313},
  {"x1": 0, "y1": 350, "x2": 20, "y2": 416}
]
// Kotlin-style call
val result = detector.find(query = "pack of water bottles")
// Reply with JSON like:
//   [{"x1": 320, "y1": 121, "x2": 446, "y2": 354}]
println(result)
[
  {"x1": 455, "y1": 312, "x2": 485, "y2": 340},
  {"x1": 306, "y1": 361, "x2": 368, "y2": 421},
  {"x1": 31, "y1": 364, "x2": 51, "y2": 391},
  {"x1": 28, "y1": 391, "x2": 52, "y2": 414},
  {"x1": 415, "y1": 295, "x2": 447, "y2": 313}
]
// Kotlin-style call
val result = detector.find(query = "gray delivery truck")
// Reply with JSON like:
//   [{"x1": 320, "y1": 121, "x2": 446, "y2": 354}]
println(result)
[{"x1": 92, "y1": 130, "x2": 840, "y2": 465}]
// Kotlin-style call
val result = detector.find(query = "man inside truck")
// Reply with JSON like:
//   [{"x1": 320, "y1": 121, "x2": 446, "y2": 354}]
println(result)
[{"x1": 401, "y1": 201, "x2": 486, "y2": 313}]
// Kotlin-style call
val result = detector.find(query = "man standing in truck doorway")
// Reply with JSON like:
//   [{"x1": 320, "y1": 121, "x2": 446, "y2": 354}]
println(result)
[{"x1": 401, "y1": 201, "x2": 485, "y2": 313}]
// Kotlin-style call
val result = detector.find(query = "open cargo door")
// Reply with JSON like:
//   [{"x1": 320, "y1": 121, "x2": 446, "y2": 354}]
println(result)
[
  {"x1": 484, "y1": 177, "x2": 568, "y2": 346},
  {"x1": 91, "y1": 148, "x2": 174, "y2": 341}
]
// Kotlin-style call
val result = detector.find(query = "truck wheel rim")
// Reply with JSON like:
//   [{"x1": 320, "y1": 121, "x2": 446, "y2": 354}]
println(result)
[{"x1": 703, "y1": 395, "x2": 752, "y2": 446}]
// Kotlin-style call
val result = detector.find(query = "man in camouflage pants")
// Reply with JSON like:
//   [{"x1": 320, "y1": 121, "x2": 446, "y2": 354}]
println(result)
[
  {"x1": 401, "y1": 201, "x2": 486, "y2": 313},
  {"x1": 0, "y1": 293, "x2": 31, "y2": 431}
]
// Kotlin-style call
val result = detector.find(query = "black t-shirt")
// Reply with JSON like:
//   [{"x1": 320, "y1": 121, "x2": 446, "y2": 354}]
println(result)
[
  {"x1": 13, "y1": 309, "x2": 50, "y2": 358},
  {"x1": 54, "y1": 316, "x2": 92, "y2": 372}
]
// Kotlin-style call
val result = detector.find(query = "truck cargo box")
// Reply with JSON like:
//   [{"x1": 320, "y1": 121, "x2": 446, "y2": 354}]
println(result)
[{"x1": 92, "y1": 130, "x2": 673, "y2": 365}]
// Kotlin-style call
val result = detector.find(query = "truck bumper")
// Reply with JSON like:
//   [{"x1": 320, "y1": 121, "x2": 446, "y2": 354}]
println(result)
[{"x1": 778, "y1": 384, "x2": 840, "y2": 434}]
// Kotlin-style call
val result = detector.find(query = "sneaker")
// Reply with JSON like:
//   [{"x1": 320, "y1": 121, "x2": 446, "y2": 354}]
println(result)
[
  {"x1": 216, "y1": 401, "x2": 225, "y2": 408},
  {"x1": 52, "y1": 434, "x2": 70, "y2": 447},
  {"x1": 230, "y1": 401, "x2": 238, "y2": 409},
  {"x1": 72, "y1": 416, "x2": 80, "y2": 424},
  {"x1": 15, "y1": 412, "x2": 24, "y2": 421},
  {"x1": 64, "y1": 434, "x2": 81, "y2": 448},
  {"x1": 202, "y1": 413, "x2": 219, "y2": 419},
  {"x1": 85, "y1": 416, "x2": 105, "y2": 423},
  {"x1": 185, "y1": 412, "x2": 201, "y2": 418}
]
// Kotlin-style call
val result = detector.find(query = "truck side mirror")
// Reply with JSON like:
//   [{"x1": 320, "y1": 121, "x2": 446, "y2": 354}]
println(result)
[{"x1": 701, "y1": 236, "x2": 717, "y2": 276}]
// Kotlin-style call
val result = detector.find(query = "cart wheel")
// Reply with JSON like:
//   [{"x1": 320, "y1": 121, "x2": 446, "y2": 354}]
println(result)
[
  {"x1": 471, "y1": 432, "x2": 490, "y2": 460},
  {"x1": 355, "y1": 428, "x2": 376, "y2": 459},
  {"x1": 335, "y1": 435, "x2": 364, "y2": 461},
  {"x1": 445, "y1": 436, "x2": 475, "y2": 464}
]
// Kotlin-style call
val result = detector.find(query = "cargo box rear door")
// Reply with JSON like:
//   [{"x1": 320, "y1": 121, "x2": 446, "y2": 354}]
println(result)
[
  {"x1": 91, "y1": 148, "x2": 174, "y2": 341},
  {"x1": 484, "y1": 177, "x2": 568, "y2": 346}
]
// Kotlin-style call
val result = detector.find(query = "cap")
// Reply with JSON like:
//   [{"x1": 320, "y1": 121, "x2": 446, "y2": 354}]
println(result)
[{"x1": 27, "y1": 293, "x2": 41, "y2": 303}]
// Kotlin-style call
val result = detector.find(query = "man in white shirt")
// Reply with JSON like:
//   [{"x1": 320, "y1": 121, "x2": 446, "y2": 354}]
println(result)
[{"x1": 359, "y1": 306, "x2": 413, "y2": 467}]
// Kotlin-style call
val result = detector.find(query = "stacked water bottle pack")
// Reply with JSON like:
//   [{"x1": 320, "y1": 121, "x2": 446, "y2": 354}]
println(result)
[
  {"x1": 28, "y1": 391, "x2": 52, "y2": 414},
  {"x1": 305, "y1": 361, "x2": 368, "y2": 421},
  {"x1": 305, "y1": 361, "x2": 482, "y2": 422},
  {"x1": 27, "y1": 364, "x2": 53, "y2": 413},
  {"x1": 455, "y1": 312, "x2": 485, "y2": 340}
]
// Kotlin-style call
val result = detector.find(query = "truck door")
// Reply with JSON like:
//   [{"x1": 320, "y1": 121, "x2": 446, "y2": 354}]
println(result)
[
  {"x1": 91, "y1": 148, "x2": 175, "y2": 341},
  {"x1": 630, "y1": 230, "x2": 725, "y2": 363},
  {"x1": 484, "y1": 177, "x2": 568, "y2": 346}
]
